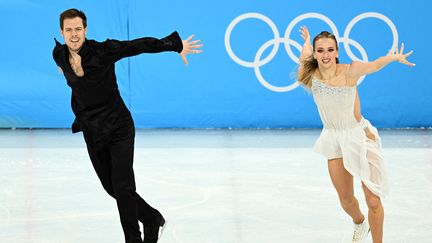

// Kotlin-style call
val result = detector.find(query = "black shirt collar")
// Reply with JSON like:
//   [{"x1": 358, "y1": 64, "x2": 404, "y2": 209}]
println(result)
[{"x1": 77, "y1": 38, "x2": 89, "y2": 58}]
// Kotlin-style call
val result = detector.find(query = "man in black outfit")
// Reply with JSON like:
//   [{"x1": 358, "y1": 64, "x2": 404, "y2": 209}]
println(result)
[{"x1": 52, "y1": 8, "x2": 202, "y2": 243}]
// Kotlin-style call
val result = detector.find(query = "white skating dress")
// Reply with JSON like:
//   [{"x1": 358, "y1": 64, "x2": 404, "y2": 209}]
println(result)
[{"x1": 311, "y1": 78, "x2": 389, "y2": 197}]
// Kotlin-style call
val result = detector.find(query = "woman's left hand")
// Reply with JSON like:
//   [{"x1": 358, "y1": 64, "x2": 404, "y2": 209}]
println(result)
[
  {"x1": 389, "y1": 43, "x2": 415, "y2": 66},
  {"x1": 364, "y1": 128, "x2": 376, "y2": 141}
]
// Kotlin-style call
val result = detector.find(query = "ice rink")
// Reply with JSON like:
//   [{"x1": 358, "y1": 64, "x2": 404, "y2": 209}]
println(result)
[{"x1": 1, "y1": 129, "x2": 431, "y2": 243}]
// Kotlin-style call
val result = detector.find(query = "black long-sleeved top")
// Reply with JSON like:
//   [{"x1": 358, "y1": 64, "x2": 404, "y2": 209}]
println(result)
[{"x1": 53, "y1": 31, "x2": 183, "y2": 143}]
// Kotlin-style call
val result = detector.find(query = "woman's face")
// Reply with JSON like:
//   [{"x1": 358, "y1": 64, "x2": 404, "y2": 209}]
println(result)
[{"x1": 313, "y1": 37, "x2": 338, "y2": 68}]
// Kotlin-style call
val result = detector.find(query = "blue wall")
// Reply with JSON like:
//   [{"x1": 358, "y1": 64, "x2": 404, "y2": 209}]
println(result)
[{"x1": 0, "y1": 0, "x2": 429, "y2": 128}]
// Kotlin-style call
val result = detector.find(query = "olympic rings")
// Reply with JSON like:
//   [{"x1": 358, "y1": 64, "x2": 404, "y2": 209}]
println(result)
[{"x1": 225, "y1": 12, "x2": 399, "y2": 92}]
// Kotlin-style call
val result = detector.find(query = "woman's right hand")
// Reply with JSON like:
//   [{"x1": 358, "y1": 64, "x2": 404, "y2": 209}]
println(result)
[
  {"x1": 300, "y1": 26, "x2": 311, "y2": 43},
  {"x1": 298, "y1": 26, "x2": 313, "y2": 63}
]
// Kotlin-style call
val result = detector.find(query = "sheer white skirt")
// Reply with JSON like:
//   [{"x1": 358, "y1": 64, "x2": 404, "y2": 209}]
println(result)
[{"x1": 314, "y1": 119, "x2": 389, "y2": 198}]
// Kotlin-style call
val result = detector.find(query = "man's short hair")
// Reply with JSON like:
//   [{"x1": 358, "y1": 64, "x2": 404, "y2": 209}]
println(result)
[{"x1": 60, "y1": 8, "x2": 87, "y2": 30}]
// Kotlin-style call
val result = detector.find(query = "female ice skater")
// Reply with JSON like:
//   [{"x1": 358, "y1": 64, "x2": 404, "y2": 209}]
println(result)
[
  {"x1": 52, "y1": 8, "x2": 202, "y2": 243},
  {"x1": 297, "y1": 26, "x2": 414, "y2": 243}
]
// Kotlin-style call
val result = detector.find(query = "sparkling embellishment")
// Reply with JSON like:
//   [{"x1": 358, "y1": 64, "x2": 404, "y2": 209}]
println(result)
[{"x1": 311, "y1": 79, "x2": 356, "y2": 96}]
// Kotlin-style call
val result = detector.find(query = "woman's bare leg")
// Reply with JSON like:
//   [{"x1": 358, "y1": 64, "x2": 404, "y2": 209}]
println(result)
[
  {"x1": 328, "y1": 158, "x2": 365, "y2": 224},
  {"x1": 362, "y1": 183, "x2": 383, "y2": 243}
]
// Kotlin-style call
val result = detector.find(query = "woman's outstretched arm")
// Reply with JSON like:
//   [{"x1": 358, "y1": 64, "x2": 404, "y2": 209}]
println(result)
[{"x1": 349, "y1": 43, "x2": 415, "y2": 78}]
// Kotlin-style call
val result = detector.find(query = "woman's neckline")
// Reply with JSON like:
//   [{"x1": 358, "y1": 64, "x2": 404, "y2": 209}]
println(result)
[{"x1": 312, "y1": 77, "x2": 356, "y2": 88}]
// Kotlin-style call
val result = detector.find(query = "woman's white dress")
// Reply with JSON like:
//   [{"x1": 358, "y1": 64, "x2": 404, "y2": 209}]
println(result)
[{"x1": 311, "y1": 78, "x2": 389, "y2": 197}]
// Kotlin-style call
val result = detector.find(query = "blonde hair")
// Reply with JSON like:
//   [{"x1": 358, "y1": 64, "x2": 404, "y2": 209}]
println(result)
[{"x1": 298, "y1": 56, "x2": 318, "y2": 89}]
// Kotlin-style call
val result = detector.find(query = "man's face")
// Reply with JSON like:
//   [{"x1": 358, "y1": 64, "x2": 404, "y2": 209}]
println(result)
[{"x1": 61, "y1": 17, "x2": 87, "y2": 53}]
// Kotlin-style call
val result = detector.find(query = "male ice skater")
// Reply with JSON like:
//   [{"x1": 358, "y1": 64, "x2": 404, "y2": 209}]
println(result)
[{"x1": 52, "y1": 8, "x2": 202, "y2": 243}]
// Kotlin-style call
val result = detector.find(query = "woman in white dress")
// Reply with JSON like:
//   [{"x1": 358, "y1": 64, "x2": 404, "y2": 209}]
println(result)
[{"x1": 297, "y1": 26, "x2": 415, "y2": 243}]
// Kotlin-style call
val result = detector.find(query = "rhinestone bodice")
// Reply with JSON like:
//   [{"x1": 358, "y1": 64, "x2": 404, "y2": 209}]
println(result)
[{"x1": 311, "y1": 79, "x2": 358, "y2": 129}]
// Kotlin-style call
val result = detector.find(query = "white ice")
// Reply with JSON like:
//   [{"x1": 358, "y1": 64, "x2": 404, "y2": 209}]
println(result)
[{"x1": 0, "y1": 129, "x2": 431, "y2": 243}]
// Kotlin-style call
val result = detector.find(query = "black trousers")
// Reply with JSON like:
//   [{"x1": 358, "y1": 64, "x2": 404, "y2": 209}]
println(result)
[{"x1": 83, "y1": 116, "x2": 163, "y2": 243}]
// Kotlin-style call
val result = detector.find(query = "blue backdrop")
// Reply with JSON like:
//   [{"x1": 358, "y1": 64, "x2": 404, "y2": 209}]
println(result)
[{"x1": 0, "y1": 0, "x2": 429, "y2": 128}]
